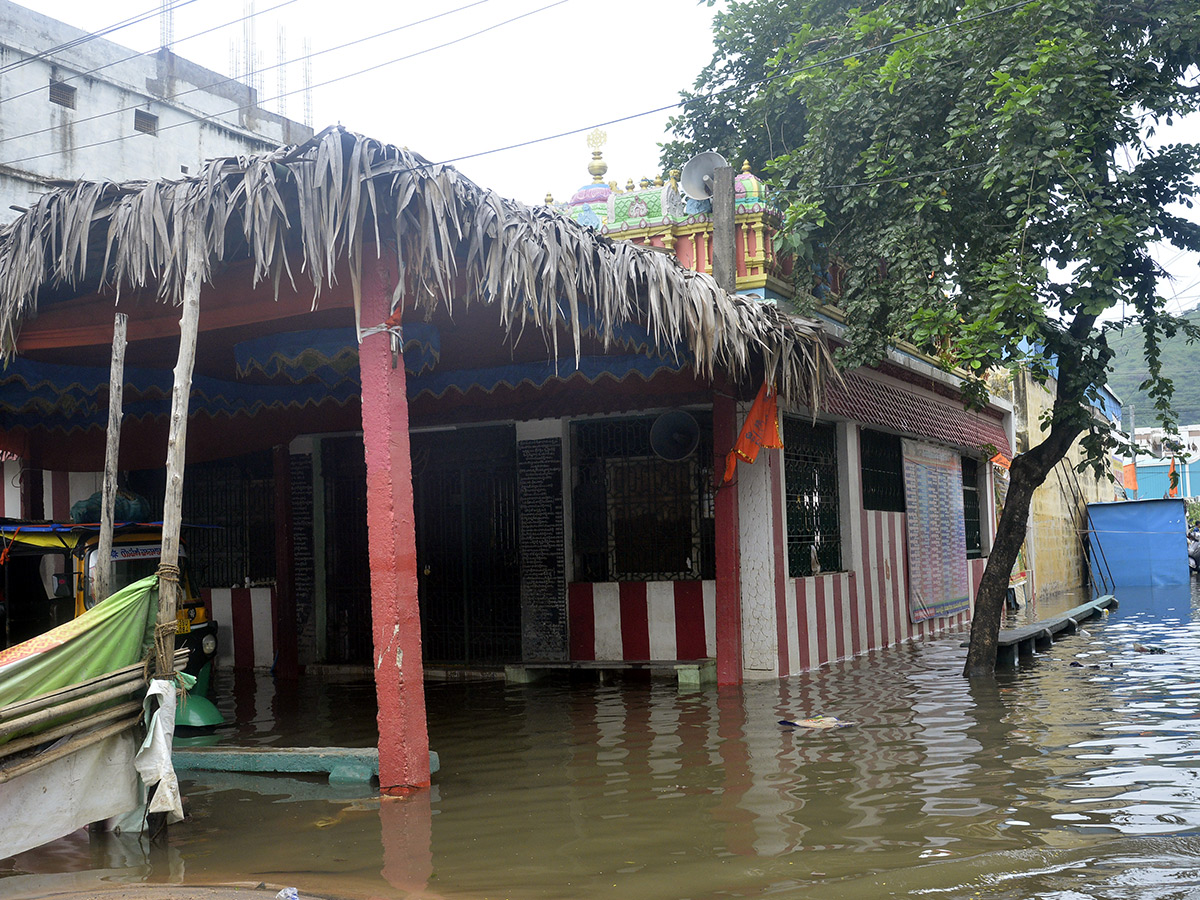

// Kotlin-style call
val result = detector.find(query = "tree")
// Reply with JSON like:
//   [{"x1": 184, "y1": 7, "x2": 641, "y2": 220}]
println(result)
[{"x1": 667, "y1": 0, "x2": 1200, "y2": 675}]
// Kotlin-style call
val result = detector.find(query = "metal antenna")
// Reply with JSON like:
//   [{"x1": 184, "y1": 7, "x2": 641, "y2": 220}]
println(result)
[
  {"x1": 242, "y1": 0, "x2": 256, "y2": 97},
  {"x1": 302, "y1": 37, "x2": 313, "y2": 128},
  {"x1": 276, "y1": 27, "x2": 287, "y2": 117},
  {"x1": 159, "y1": 0, "x2": 174, "y2": 50}
]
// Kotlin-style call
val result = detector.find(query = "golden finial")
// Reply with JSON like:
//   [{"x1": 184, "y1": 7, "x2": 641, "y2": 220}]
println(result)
[
  {"x1": 587, "y1": 128, "x2": 608, "y2": 184},
  {"x1": 639, "y1": 177, "x2": 652, "y2": 189},
  {"x1": 654, "y1": 174, "x2": 664, "y2": 187},
  {"x1": 608, "y1": 180, "x2": 619, "y2": 193},
  {"x1": 545, "y1": 192, "x2": 554, "y2": 205},
  {"x1": 625, "y1": 178, "x2": 635, "y2": 192},
  {"x1": 742, "y1": 159, "x2": 752, "y2": 174},
  {"x1": 668, "y1": 169, "x2": 680, "y2": 190}
]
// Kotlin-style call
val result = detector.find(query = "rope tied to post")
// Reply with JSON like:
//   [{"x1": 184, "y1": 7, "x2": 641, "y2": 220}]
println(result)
[{"x1": 152, "y1": 563, "x2": 182, "y2": 678}]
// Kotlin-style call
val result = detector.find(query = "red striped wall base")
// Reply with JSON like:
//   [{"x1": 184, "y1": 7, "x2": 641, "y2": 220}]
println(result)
[
  {"x1": 203, "y1": 586, "x2": 277, "y2": 670},
  {"x1": 568, "y1": 581, "x2": 715, "y2": 661}
]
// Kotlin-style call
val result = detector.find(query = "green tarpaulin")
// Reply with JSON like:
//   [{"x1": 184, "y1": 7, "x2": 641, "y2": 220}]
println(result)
[{"x1": 0, "y1": 574, "x2": 159, "y2": 710}]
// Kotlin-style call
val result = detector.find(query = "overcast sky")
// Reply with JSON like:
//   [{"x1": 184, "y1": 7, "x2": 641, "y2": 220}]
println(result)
[
  {"x1": 14, "y1": 0, "x2": 1199, "y2": 313},
  {"x1": 17, "y1": 0, "x2": 719, "y2": 205}
]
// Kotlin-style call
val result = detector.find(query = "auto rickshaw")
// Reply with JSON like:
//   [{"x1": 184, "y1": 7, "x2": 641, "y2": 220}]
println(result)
[{"x1": 0, "y1": 520, "x2": 222, "y2": 728}]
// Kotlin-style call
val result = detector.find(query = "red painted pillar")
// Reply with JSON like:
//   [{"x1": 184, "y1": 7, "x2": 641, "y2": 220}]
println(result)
[
  {"x1": 359, "y1": 258, "x2": 430, "y2": 792},
  {"x1": 713, "y1": 390, "x2": 743, "y2": 685},
  {"x1": 272, "y1": 443, "x2": 300, "y2": 679}
]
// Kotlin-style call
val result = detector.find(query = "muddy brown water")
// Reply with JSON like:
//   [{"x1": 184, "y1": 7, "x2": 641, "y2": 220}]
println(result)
[{"x1": 6, "y1": 584, "x2": 1200, "y2": 900}]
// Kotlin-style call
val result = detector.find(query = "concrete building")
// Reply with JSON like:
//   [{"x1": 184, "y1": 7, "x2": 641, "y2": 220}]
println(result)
[{"x1": 0, "y1": 0, "x2": 310, "y2": 222}]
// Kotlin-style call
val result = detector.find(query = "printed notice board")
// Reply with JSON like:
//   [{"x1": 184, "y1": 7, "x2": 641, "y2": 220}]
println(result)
[{"x1": 902, "y1": 439, "x2": 970, "y2": 622}]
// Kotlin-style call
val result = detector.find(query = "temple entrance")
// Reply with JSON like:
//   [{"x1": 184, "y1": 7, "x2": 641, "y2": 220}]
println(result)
[{"x1": 412, "y1": 425, "x2": 521, "y2": 666}]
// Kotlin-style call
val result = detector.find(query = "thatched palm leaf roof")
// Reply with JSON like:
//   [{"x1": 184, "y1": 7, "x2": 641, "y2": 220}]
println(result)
[{"x1": 0, "y1": 127, "x2": 833, "y2": 407}]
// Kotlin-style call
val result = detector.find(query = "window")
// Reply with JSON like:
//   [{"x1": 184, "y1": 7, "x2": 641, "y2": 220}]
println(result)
[
  {"x1": 572, "y1": 414, "x2": 715, "y2": 582},
  {"x1": 861, "y1": 429, "x2": 906, "y2": 512},
  {"x1": 962, "y1": 456, "x2": 983, "y2": 559},
  {"x1": 48, "y1": 80, "x2": 76, "y2": 109},
  {"x1": 133, "y1": 109, "x2": 158, "y2": 135},
  {"x1": 784, "y1": 416, "x2": 841, "y2": 576}
]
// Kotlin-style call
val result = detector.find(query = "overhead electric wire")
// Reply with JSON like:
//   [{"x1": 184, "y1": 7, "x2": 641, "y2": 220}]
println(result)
[
  {"x1": 438, "y1": 0, "x2": 1038, "y2": 168},
  {"x1": 0, "y1": 0, "x2": 304, "y2": 108},
  {"x1": 0, "y1": 0, "x2": 201, "y2": 76},
  {"x1": 0, "y1": 0, "x2": 502, "y2": 151},
  {"x1": 0, "y1": 0, "x2": 1034, "y2": 181}
]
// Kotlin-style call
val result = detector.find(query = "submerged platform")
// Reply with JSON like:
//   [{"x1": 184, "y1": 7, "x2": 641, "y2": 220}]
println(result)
[
  {"x1": 505, "y1": 659, "x2": 717, "y2": 689},
  {"x1": 994, "y1": 594, "x2": 1118, "y2": 667},
  {"x1": 173, "y1": 746, "x2": 440, "y2": 784}
]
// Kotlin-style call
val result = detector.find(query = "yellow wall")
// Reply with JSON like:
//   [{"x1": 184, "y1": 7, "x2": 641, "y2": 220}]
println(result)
[{"x1": 1010, "y1": 370, "x2": 1122, "y2": 602}]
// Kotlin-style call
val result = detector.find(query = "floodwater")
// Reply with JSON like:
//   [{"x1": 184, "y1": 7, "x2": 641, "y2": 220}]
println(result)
[{"x1": 7, "y1": 583, "x2": 1200, "y2": 900}]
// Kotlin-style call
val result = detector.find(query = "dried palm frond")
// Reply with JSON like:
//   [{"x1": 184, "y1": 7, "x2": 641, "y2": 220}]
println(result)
[{"x1": 0, "y1": 127, "x2": 835, "y2": 408}]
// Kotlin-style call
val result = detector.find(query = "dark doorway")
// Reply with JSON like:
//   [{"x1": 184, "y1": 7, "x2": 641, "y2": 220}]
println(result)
[
  {"x1": 322, "y1": 436, "x2": 371, "y2": 664},
  {"x1": 412, "y1": 426, "x2": 521, "y2": 666}
]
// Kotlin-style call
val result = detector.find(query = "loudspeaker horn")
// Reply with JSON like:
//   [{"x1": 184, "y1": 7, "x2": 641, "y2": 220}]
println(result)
[
  {"x1": 650, "y1": 410, "x2": 701, "y2": 462},
  {"x1": 679, "y1": 150, "x2": 729, "y2": 200}
]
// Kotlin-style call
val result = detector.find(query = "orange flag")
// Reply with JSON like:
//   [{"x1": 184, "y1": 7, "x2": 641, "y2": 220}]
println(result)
[
  {"x1": 1122, "y1": 462, "x2": 1138, "y2": 491},
  {"x1": 1169, "y1": 457, "x2": 1179, "y2": 497},
  {"x1": 723, "y1": 383, "x2": 784, "y2": 483}
]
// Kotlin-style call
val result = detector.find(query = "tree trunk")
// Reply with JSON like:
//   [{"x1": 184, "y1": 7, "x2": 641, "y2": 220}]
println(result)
[{"x1": 963, "y1": 438, "x2": 1076, "y2": 676}]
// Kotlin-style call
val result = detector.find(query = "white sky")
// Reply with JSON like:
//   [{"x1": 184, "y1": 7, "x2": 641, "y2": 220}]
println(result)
[
  {"x1": 15, "y1": 0, "x2": 719, "y2": 205},
  {"x1": 12, "y1": 0, "x2": 1200, "y2": 311}
]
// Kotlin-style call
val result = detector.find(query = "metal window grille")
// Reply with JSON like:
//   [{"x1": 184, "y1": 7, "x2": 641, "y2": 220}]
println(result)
[
  {"x1": 133, "y1": 109, "x2": 158, "y2": 135},
  {"x1": 48, "y1": 80, "x2": 76, "y2": 109},
  {"x1": 128, "y1": 450, "x2": 276, "y2": 589},
  {"x1": 861, "y1": 429, "x2": 906, "y2": 512},
  {"x1": 784, "y1": 417, "x2": 841, "y2": 577},
  {"x1": 962, "y1": 456, "x2": 983, "y2": 559},
  {"x1": 572, "y1": 415, "x2": 715, "y2": 582}
]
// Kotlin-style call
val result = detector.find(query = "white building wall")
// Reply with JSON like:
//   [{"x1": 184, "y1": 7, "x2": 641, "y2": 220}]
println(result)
[
  {"x1": 738, "y1": 440, "x2": 778, "y2": 676},
  {"x1": 0, "y1": 0, "x2": 311, "y2": 221}
]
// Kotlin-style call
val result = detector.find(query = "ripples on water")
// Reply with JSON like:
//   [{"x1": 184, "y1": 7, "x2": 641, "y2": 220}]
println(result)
[{"x1": 4, "y1": 584, "x2": 1200, "y2": 899}]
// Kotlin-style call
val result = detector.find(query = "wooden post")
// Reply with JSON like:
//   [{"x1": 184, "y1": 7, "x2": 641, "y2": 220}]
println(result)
[
  {"x1": 712, "y1": 167, "x2": 742, "y2": 684},
  {"x1": 155, "y1": 223, "x2": 204, "y2": 679},
  {"x1": 95, "y1": 313, "x2": 128, "y2": 605},
  {"x1": 712, "y1": 165, "x2": 736, "y2": 294},
  {"x1": 359, "y1": 257, "x2": 430, "y2": 793}
]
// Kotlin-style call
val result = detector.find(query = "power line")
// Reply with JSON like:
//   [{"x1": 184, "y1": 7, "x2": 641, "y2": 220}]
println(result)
[
  {"x1": 0, "y1": 0, "x2": 501, "y2": 152},
  {"x1": 0, "y1": 0, "x2": 1032, "y2": 182},
  {"x1": 0, "y1": 0, "x2": 303, "y2": 109},
  {"x1": 0, "y1": 0, "x2": 201, "y2": 76},
  {"x1": 438, "y1": 0, "x2": 1037, "y2": 168}
]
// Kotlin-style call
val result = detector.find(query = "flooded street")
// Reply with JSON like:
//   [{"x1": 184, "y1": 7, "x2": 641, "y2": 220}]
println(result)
[{"x1": 7, "y1": 583, "x2": 1200, "y2": 899}]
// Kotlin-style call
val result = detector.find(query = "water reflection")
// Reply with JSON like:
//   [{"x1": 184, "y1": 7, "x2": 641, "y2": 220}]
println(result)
[{"x1": 5, "y1": 583, "x2": 1200, "y2": 899}]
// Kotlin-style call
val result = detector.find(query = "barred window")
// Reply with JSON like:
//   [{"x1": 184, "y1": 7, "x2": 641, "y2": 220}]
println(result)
[
  {"x1": 134, "y1": 109, "x2": 158, "y2": 135},
  {"x1": 49, "y1": 80, "x2": 76, "y2": 109},
  {"x1": 861, "y1": 429, "x2": 906, "y2": 512},
  {"x1": 784, "y1": 417, "x2": 841, "y2": 576},
  {"x1": 572, "y1": 414, "x2": 715, "y2": 582},
  {"x1": 962, "y1": 456, "x2": 983, "y2": 559}
]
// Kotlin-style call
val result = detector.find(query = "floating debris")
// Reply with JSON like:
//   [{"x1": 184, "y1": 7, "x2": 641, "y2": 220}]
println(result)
[{"x1": 779, "y1": 715, "x2": 853, "y2": 729}]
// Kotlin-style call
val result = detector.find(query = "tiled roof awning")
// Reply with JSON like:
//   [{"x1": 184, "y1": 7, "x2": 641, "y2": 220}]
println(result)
[{"x1": 825, "y1": 371, "x2": 1010, "y2": 456}]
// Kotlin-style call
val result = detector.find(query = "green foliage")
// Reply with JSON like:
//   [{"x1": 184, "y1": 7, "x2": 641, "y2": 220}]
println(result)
[
  {"x1": 659, "y1": 0, "x2": 859, "y2": 173},
  {"x1": 670, "y1": 0, "x2": 1200, "y2": 471}
]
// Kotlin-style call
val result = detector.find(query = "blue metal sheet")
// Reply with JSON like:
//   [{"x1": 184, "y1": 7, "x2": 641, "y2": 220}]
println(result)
[{"x1": 1086, "y1": 498, "x2": 1189, "y2": 588}]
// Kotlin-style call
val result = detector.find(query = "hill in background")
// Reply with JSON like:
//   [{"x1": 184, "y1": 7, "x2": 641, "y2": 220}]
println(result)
[{"x1": 1106, "y1": 305, "x2": 1200, "y2": 429}]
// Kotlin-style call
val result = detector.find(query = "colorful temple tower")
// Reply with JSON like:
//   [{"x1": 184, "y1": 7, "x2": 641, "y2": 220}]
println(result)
[{"x1": 550, "y1": 130, "x2": 796, "y2": 302}]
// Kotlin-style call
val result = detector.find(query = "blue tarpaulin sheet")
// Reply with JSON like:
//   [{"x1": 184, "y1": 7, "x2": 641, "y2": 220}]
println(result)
[{"x1": 1086, "y1": 499, "x2": 1188, "y2": 588}]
